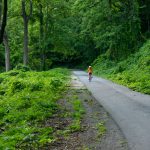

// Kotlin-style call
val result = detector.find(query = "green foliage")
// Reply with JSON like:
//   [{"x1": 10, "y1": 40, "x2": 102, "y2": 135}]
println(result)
[
  {"x1": 1, "y1": 0, "x2": 149, "y2": 70},
  {"x1": 92, "y1": 54, "x2": 115, "y2": 76},
  {"x1": 67, "y1": 94, "x2": 85, "y2": 132},
  {"x1": 63, "y1": 92, "x2": 85, "y2": 134},
  {"x1": 69, "y1": 120, "x2": 81, "y2": 132},
  {"x1": 38, "y1": 127, "x2": 55, "y2": 145},
  {"x1": 96, "y1": 122, "x2": 107, "y2": 137},
  {"x1": 93, "y1": 40, "x2": 150, "y2": 94},
  {"x1": 0, "y1": 68, "x2": 70, "y2": 149},
  {"x1": 72, "y1": 99, "x2": 85, "y2": 119},
  {"x1": 71, "y1": 0, "x2": 140, "y2": 63},
  {"x1": 15, "y1": 64, "x2": 31, "y2": 72}
]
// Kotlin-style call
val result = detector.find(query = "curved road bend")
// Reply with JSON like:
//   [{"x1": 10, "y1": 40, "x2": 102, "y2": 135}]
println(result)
[{"x1": 73, "y1": 71, "x2": 150, "y2": 150}]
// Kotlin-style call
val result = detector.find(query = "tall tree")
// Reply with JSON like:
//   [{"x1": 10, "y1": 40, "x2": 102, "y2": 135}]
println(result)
[
  {"x1": 22, "y1": 0, "x2": 32, "y2": 65},
  {"x1": 0, "y1": 0, "x2": 8, "y2": 44},
  {"x1": 39, "y1": 3, "x2": 45, "y2": 70},
  {"x1": 3, "y1": 31, "x2": 10, "y2": 71}
]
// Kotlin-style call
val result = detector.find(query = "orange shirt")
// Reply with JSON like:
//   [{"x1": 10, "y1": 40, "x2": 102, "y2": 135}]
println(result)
[{"x1": 88, "y1": 67, "x2": 92, "y2": 73}]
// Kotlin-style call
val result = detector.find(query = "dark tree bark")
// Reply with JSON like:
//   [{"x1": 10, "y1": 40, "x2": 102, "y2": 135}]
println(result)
[
  {"x1": 108, "y1": 0, "x2": 112, "y2": 8},
  {"x1": 3, "y1": 32, "x2": 10, "y2": 71},
  {"x1": 0, "y1": 0, "x2": 7, "y2": 44},
  {"x1": 39, "y1": 3, "x2": 45, "y2": 70},
  {"x1": 0, "y1": 0, "x2": 2, "y2": 20},
  {"x1": 22, "y1": 0, "x2": 32, "y2": 66},
  {"x1": 139, "y1": 0, "x2": 150, "y2": 33}
]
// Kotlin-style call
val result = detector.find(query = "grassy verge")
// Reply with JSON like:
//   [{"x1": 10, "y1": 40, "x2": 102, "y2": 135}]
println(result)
[
  {"x1": 68, "y1": 94, "x2": 85, "y2": 132},
  {"x1": 0, "y1": 68, "x2": 70, "y2": 149},
  {"x1": 57, "y1": 90, "x2": 85, "y2": 137},
  {"x1": 96, "y1": 122, "x2": 107, "y2": 138},
  {"x1": 93, "y1": 40, "x2": 150, "y2": 94}
]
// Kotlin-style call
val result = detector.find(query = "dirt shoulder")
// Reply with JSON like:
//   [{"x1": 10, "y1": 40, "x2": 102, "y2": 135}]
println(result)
[
  {"x1": 70, "y1": 75, "x2": 128, "y2": 150},
  {"x1": 43, "y1": 75, "x2": 129, "y2": 150}
]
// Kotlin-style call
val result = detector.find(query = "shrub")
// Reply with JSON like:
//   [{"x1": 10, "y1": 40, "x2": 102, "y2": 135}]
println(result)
[
  {"x1": 93, "y1": 39, "x2": 150, "y2": 94},
  {"x1": 0, "y1": 68, "x2": 70, "y2": 149},
  {"x1": 15, "y1": 64, "x2": 31, "y2": 72}
]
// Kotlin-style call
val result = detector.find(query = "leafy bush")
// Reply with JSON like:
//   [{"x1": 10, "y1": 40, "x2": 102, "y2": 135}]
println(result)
[
  {"x1": 93, "y1": 39, "x2": 150, "y2": 94},
  {"x1": 0, "y1": 77, "x2": 4, "y2": 83},
  {"x1": 15, "y1": 63, "x2": 31, "y2": 72},
  {"x1": 0, "y1": 68, "x2": 70, "y2": 149},
  {"x1": 29, "y1": 82, "x2": 43, "y2": 91}
]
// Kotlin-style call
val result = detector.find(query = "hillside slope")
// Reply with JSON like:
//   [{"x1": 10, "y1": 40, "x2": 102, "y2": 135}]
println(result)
[{"x1": 93, "y1": 40, "x2": 150, "y2": 94}]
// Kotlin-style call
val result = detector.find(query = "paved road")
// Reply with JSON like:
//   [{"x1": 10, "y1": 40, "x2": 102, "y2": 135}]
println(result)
[{"x1": 73, "y1": 71, "x2": 150, "y2": 150}]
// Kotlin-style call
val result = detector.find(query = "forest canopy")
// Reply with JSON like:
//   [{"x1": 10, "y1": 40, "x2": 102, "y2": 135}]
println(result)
[{"x1": 0, "y1": 0, "x2": 149, "y2": 71}]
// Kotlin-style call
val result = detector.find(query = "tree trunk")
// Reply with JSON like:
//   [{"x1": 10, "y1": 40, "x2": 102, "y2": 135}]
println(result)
[
  {"x1": 3, "y1": 32, "x2": 10, "y2": 71},
  {"x1": 0, "y1": 0, "x2": 2, "y2": 20},
  {"x1": 39, "y1": 3, "x2": 45, "y2": 70},
  {"x1": 147, "y1": 15, "x2": 150, "y2": 32},
  {"x1": 22, "y1": 0, "x2": 32, "y2": 66},
  {"x1": 108, "y1": 0, "x2": 112, "y2": 8},
  {"x1": 0, "y1": 0, "x2": 7, "y2": 44},
  {"x1": 23, "y1": 18, "x2": 29, "y2": 65}
]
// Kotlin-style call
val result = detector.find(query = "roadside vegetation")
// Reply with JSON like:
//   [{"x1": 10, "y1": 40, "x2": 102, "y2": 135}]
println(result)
[
  {"x1": 93, "y1": 40, "x2": 150, "y2": 94},
  {"x1": 68, "y1": 94, "x2": 85, "y2": 133},
  {"x1": 96, "y1": 122, "x2": 107, "y2": 138},
  {"x1": 0, "y1": 67, "x2": 89, "y2": 149},
  {"x1": 0, "y1": 67, "x2": 70, "y2": 149}
]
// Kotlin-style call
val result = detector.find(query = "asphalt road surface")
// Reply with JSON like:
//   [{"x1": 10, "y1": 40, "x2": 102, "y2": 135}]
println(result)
[{"x1": 73, "y1": 71, "x2": 150, "y2": 150}]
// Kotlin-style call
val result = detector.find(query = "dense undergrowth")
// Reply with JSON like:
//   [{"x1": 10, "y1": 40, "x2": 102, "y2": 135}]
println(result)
[
  {"x1": 93, "y1": 40, "x2": 150, "y2": 94},
  {"x1": 0, "y1": 68, "x2": 70, "y2": 149}
]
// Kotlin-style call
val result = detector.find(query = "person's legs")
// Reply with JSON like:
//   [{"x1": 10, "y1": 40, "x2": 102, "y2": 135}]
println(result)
[{"x1": 89, "y1": 73, "x2": 92, "y2": 81}]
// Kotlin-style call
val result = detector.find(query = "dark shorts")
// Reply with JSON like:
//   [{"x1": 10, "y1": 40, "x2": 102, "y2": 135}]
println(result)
[{"x1": 89, "y1": 73, "x2": 92, "y2": 75}]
